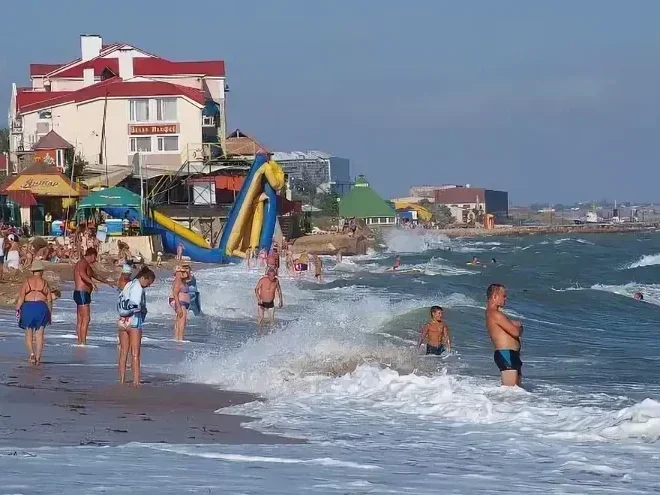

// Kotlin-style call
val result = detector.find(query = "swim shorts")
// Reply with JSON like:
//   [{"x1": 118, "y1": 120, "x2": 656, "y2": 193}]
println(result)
[
  {"x1": 426, "y1": 344, "x2": 445, "y2": 356},
  {"x1": 494, "y1": 349, "x2": 523, "y2": 373},
  {"x1": 73, "y1": 290, "x2": 92, "y2": 306},
  {"x1": 118, "y1": 314, "x2": 144, "y2": 331},
  {"x1": 259, "y1": 300, "x2": 275, "y2": 309}
]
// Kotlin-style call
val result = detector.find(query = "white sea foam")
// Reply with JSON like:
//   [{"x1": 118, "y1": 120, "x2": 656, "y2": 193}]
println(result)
[
  {"x1": 226, "y1": 363, "x2": 660, "y2": 443},
  {"x1": 591, "y1": 283, "x2": 660, "y2": 306},
  {"x1": 382, "y1": 229, "x2": 450, "y2": 253},
  {"x1": 626, "y1": 253, "x2": 660, "y2": 269}
]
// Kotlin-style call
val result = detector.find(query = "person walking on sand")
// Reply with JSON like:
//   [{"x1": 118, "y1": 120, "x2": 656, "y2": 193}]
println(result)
[
  {"x1": 73, "y1": 248, "x2": 115, "y2": 345},
  {"x1": 254, "y1": 268, "x2": 283, "y2": 325},
  {"x1": 117, "y1": 268, "x2": 155, "y2": 386},
  {"x1": 170, "y1": 265, "x2": 191, "y2": 341},
  {"x1": 176, "y1": 242, "x2": 184, "y2": 261},
  {"x1": 417, "y1": 305, "x2": 451, "y2": 355},
  {"x1": 313, "y1": 254, "x2": 323, "y2": 283},
  {"x1": 485, "y1": 283, "x2": 524, "y2": 386},
  {"x1": 16, "y1": 260, "x2": 53, "y2": 365}
]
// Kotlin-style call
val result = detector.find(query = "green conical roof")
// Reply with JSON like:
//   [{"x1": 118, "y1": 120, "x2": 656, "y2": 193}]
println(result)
[{"x1": 339, "y1": 176, "x2": 396, "y2": 218}]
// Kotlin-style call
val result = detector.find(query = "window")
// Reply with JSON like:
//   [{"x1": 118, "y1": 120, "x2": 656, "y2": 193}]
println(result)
[
  {"x1": 129, "y1": 99, "x2": 149, "y2": 122},
  {"x1": 156, "y1": 98, "x2": 177, "y2": 121},
  {"x1": 56, "y1": 149, "x2": 65, "y2": 169},
  {"x1": 38, "y1": 110, "x2": 52, "y2": 119},
  {"x1": 36, "y1": 122, "x2": 51, "y2": 135},
  {"x1": 130, "y1": 137, "x2": 152, "y2": 152},
  {"x1": 202, "y1": 115, "x2": 215, "y2": 126},
  {"x1": 157, "y1": 136, "x2": 179, "y2": 152}
]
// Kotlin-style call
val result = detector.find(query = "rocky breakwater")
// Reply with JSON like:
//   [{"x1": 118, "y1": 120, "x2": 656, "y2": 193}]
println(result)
[{"x1": 290, "y1": 233, "x2": 370, "y2": 256}]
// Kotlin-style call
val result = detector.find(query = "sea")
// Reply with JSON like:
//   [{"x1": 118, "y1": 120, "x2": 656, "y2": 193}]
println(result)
[{"x1": 2, "y1": 229, "x2": 660, "y2": 494}]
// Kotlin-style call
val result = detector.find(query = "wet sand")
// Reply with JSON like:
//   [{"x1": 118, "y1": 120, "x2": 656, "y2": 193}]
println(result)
[{"x1": 0, "y1": 356, "x2": 302, "y2": 448}]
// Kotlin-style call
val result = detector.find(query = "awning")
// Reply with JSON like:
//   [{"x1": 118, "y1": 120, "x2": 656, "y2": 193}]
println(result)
[{"x1": 5, "y1": 190, "x2": 37, "y2": 206}]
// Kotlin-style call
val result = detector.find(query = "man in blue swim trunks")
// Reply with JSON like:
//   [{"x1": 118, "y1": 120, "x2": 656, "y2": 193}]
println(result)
[
  {"x1": 486, "y1": 283, "x2": 523, "y2": 386},
  {"x1": 73, "y1": 247, "x2": 114, "y2": 345}
]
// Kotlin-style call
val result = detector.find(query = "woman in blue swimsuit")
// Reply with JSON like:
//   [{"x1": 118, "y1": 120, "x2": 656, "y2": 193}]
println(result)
[{"x1": 16, "y1": 260, "x2": 53, "y2": 365}]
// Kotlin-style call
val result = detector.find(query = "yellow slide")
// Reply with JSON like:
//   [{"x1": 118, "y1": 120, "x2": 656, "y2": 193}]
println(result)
[{"x1": 152, "y1": 210, "x2": 209, "y2": 248}]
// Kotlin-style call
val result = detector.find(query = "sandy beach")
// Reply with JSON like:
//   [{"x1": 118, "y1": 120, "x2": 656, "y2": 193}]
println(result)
[{"x1": 0, "y1": 355, "x2": 300, "y2": 448}]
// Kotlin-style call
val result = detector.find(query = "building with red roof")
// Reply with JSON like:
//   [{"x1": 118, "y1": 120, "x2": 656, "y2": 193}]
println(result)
[{"x1": 7, "y1": 34, "x2": 227, "y2": 176}]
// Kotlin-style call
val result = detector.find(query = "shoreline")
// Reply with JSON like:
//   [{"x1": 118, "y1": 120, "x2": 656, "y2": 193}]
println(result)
[
  {"x1": 0, "y1": 355, "x2": 302, "y2": 448},
  {"x1": 430, "y1": 223, "x2": 659, "y2": 238}
]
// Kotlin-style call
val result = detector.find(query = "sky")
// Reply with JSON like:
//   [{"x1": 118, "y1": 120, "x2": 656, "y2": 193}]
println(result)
[{"x1": 2, "y1": 0, "x2": 660, "y2": 204}]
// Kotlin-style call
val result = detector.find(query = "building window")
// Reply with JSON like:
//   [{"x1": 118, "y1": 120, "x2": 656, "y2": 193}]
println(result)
[
  {"x1": 129, "y1": 99, "x2": 150, "y2": 122},
  {"x1": 36, "y1": 122, "x2": 51, "y2": 135},
  {"x1": 56, "y1": 149, "x2": 65, "y2": 169},
  {"x1": 156, "y1": 98, "x2": 177, "y2": 121},
  {"x1": 38, "y1": 110, "x2": 52, "y2": 119},
  {"x1": 130, "y1": 137, "x2": 152, "y2": 152},
  {"x1": 157, "y1": 136, "x2": 179, "y2": 152},
  {"x1": 202, "y1": 115, "x2": 215, "y2": 126}
]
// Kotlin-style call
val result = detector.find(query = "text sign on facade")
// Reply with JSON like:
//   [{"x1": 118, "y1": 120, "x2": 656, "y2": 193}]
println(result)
[{"x1": 128, "y1": 124, "x2": 179, "y2": 135}]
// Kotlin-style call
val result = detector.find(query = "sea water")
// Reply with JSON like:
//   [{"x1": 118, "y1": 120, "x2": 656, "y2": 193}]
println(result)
[{"x1": 2, "y1": 230, "x2": 660, "y2": 494}]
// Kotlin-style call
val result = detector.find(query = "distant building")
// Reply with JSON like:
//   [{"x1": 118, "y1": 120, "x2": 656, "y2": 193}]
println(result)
[
  {"x1": 434, "y1": 186, "x2": 508, "y2": 223},
  {"x1": 339, "y1": 175, "x2": 396, "y2": 226},
  {"x1": 271, "y1": 151, "x2": 353, "y2": 195},
  {"x1": 391, "y1": 196, "x2": 434, "y2": 204},
  {"x1": 409, "y1": 185, "x2": 460, "y2": 199}
]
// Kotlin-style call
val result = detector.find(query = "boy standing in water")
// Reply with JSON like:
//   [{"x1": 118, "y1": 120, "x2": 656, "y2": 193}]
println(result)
[
  {"x1": 417, "y1": 306, "x2": 452, "y2": 355},
  {"x1": 313, "y1": 254, "x2": 323, "y2": 283},
  {"x1": 254, "y1": 268, "x2": 283, "y2": 325}
]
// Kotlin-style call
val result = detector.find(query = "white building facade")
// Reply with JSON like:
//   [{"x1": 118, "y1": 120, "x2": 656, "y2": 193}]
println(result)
[
  {"x1": 7, "y1": 35, "x2": 227, "y2": 175},
  {"x1": 271, "y1": 151, "x2": 353, "y2": 195}
]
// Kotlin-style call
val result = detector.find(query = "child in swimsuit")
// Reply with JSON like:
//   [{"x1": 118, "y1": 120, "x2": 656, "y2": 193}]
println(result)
[{"x1": 417, "y1": 306, "x2": 452, "y2": 355}]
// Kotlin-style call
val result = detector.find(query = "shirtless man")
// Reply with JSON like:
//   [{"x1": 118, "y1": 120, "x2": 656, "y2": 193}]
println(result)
[
  {"x1": 254, "y1": 268, "x2": 283, "y2": 325},
  {"x1": 417, "y1": 306, "x2": 452, "y2": 355},
  {"x1": 313, "y1": 254, "x2": 323, "y2": 283},
  {"x1": 485, "y1": 283, "x2": 523, "y2": 386},
  {"x1": 266, "y1": 247, "x2": 279, "y2": 275},
  {"x1": 73, "y1": 247, "x2": 114, "y2": 345}
]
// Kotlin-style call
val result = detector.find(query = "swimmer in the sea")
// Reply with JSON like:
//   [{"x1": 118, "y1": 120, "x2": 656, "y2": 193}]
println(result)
[
  {"x1": 254, "y1": 268, "x2": 283, "y2": 325},
  {"x1": 485, "y1": 283, "x2": 523, "y2": 386},
  {"x1": 417, "y1": 306, "x2": 451, "y2": 355},
  {"x1": 469, "y1": 256, "x2": 481, "y2": 266},
  {"x1": 392, "y1": 255, "x2": 401, "y2": 271},
  {"x1": 634, "y1": 291, "x2": 644, "y2": 301}
]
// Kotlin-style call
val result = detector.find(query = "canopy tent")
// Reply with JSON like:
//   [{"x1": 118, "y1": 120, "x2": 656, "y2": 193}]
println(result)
[{"x1": 77, "y1": 187, "x2": 141, "y2": 209}]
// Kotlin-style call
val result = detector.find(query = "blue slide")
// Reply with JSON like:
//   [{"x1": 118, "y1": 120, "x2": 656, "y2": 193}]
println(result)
[{"x1": 103, "y1": 154, "x2": 285, "y2": 263}]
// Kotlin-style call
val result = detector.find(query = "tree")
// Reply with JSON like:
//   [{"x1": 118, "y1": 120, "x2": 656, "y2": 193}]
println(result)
[
  {"x1": 319, "y1": 192, "x2": 339, "y2": 217},
  {"x1": 0, "y1": 128, "x2": 9, "y2": 153},
  {"x1": 64, "y1": 150, "x2": 88, "y2": 180},
  {"x1": 432, "y1": 204, "x2": 454, "y2": 228}
]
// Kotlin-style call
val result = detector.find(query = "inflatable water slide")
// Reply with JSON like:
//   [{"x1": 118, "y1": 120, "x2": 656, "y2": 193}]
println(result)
[{"x1": 105, "y1": 153, "x2": 285, "y2": 263}]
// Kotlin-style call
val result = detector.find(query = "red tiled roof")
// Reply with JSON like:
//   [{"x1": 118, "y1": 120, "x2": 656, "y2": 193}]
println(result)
[
  {"x1": 16, "y1": 89, "x2": 75, "y2": 112},
  {"x1": 34, "y1": 131, "x2": 74, "y2": 150},
  {"x1": 18, "y1": 77, "x2": 206, "y2": 114},
  {"x1": 134, "y1": 58, "x2": 225, "y2": 77},
  {"x1": 434, "y1": 187, "x2": 486, "y2": 205},
  {"x1": 52, "y1": 57, "x2": 225, "y2": 78},
  {"x1": 30, "y1": 63, "x2": 65, "y2": 76}
]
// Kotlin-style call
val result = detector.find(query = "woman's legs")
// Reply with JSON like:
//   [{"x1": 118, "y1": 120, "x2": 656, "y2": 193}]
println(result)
[
  {"x1": 34, "y1": 328, "x2": 45, "y2": 364},
  {"x1": 118, "y1": 328, "x2": 130, "y2": 384},
  {"x1": 128, "y1": 328, "x2": 142, "y2": 387},
  {"x1": 179, "y1": 311, "x2": 188, "y2": 341},
  {"x1": 24, "y1": 329, "x2": 35, "y2": 363}
]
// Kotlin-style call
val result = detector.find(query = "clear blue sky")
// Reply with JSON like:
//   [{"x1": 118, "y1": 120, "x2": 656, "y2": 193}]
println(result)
[{"x1": 2, "y1": 0, "x2": 660, "y2": 204}]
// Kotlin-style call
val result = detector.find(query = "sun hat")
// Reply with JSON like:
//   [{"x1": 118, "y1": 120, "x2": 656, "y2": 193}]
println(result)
[{"x1": 30, "y1": 260, "x2": 45, "y2": 272}]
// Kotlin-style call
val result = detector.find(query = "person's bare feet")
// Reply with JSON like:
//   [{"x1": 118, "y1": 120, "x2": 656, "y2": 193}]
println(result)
[{"x1": 28, "y1": 353, "x2": 36, "y2": 365}]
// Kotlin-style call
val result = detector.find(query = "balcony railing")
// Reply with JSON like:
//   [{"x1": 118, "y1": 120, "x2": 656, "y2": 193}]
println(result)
[{"x1": 10, "y1": 120, "x2": 23, "y2": 133}]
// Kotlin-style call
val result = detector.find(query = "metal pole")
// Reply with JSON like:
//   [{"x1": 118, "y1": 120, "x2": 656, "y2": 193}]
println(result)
[{"x1": 139, "y1": 153, "x2": 144, "y2": 235}]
